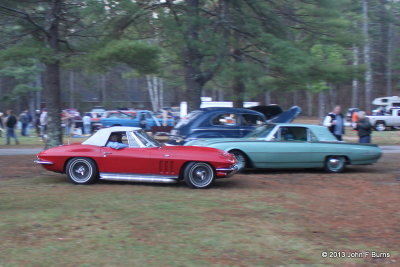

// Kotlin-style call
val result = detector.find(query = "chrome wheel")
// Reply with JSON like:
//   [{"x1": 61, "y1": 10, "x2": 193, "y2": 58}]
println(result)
[
  {"x1": 325, "y1": 156, "x2": 346, "y2": 173},
  {"x1": 184, "y1": 162, "x2": 215, "y2": 189},
  {"x1": 66, "y1": 158, "x2": 98, "y2": 184}
]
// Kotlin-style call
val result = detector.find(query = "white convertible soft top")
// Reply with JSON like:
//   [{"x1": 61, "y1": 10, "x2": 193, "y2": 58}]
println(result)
[{"x1": 82, "y1": 126, "x2": 141, "y2": 147}]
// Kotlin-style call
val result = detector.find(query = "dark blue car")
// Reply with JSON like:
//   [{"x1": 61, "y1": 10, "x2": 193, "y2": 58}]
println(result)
[{"x1": 169, "y1": 107, "x2": 266, "y2": 144}]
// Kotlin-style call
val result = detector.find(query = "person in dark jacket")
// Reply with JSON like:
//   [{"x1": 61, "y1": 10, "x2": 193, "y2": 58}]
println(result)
[
  {"x1": 5, "y1": 109, "x2": 19, "y2": 145},
  {"x1": 356, "y1": 111, "x2": 372, "y2": 143},
  {"x1": 323, "y1": 105, "x2": 345, "y2": 141}
]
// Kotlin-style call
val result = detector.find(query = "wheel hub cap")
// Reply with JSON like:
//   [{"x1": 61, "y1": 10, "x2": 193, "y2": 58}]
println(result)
[
  {"x1": 328, "y1": 158, "x2": 341, "y2": 169},
  {"x1": 75, "y1": 166, "x2": 86, "y2": 176},
  {"x1": 195, "y1": 170, "x2": 206, "y2": 180}
]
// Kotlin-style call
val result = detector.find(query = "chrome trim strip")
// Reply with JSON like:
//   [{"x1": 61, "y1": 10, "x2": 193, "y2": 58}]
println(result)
[
  {"x1": 99, "y1": 173, "x2": 178, "y2": 183},
  {"x1": 34, "y1": 160, "x2": 54, "y2": 165}
]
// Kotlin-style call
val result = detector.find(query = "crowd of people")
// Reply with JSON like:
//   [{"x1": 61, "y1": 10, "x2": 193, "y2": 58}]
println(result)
[
  {"x1": 0, "y1": 105, "x2": 376, "y2": 145},
  {"x1": 0, "y1": 108, "x2": 49, "y2": 145}
]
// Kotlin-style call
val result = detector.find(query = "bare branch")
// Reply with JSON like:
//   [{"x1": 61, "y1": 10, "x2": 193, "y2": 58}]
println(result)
[{"x1": 0, "y1": 5, "x2": 49, "y2": 37}]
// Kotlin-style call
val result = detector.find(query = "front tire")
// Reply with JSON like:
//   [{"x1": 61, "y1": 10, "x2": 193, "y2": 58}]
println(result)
[
  {"x1": 230, "y1": 150, "x2": 247, "y2": 172},
  {"x1": 66, "y1": 157, "x2": 98, "y2": 184},
  {"x1": 324, "y1": 156, "x2": 346, "y2": 173},
  {"x1": 183, "y1": 162, "x2": 215, "y2": 189}
]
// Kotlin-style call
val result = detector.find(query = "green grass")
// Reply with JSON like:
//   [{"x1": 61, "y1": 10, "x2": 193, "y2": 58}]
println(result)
[{"x1": 1, "y1": 176, "x2": 394, "y2": 266}]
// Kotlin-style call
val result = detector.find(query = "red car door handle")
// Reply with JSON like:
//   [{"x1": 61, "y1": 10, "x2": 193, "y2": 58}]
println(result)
[{"x1": 103, "y1": 152, "x2": 112, "y2": 157}]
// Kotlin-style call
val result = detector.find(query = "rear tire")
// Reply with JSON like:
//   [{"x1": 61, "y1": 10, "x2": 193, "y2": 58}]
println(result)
[
  {"x1": 324, "y1": 156, "x2": 346, "y2": 173},
  {"x1": 184, "y1": 162, "x2": 215, "y2": 189},
  {"x1": 66, "y1": 157, "x2": 98, "y2": 184}
]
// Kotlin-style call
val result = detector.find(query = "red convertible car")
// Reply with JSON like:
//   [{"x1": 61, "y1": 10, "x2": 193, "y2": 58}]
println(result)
[{"x1": 35, "y1": 126, "x2": 238, "y2": 188}]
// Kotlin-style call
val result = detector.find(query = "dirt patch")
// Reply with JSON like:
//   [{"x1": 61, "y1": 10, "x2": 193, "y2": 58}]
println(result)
[{"x1": 0, "y1": 155, "x2": 53, "y2": 179}]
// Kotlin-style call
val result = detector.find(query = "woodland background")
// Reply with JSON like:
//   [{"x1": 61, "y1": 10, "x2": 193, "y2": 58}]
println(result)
[{"x1": 0, "y1": 0, "x2": 399, "y2": 146}]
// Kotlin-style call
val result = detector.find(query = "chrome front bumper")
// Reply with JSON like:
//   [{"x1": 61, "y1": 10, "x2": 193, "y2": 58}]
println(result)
[
  {"x1": 216, "y1": 164, "x2": 239, "y2": 177},
  {"x1": 34, "y1": 160, "x2": 54, "y2": 165}
]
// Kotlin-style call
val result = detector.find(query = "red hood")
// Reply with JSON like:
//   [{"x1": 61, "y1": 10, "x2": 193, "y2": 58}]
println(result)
[{"x1": 160, "y1": 145, "x2": 235, "y2": 163}]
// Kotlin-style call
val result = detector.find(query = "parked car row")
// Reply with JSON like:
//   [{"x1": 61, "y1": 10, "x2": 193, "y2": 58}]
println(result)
[{"x1": 36, "y1": 122, "x2": 382, "y2": 189}]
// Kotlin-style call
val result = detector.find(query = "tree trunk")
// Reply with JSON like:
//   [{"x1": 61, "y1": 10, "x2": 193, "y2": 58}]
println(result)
[
  {"x1": 232, "y1": 48, "x2": 245, "y2": 108},
  {"x1": 45, "y1": 0, "x2": 63, "y2": 148},
  {"x1": 35, "y1": 66, "x2": 42, "y2": 110},
  {"x1": 44, "y1": 62, "x2": 62, "y2": 148},
  {"x1": 292, "y1": 90, "x2": 298, "y2": 106},
  {"x1": 146, "y1": 75, "x2": 155, "y2": 111},
  {"x1": 147, "y1": 76, "x2": 164, "y2": 112},
  {"x1": 362, "y1": 0, "x2": 373, "y2": 111},
  {"x1": 184, "y1": 65, "x2": 204, "y2": 111},
  {"x1": 100, "y1": 75, "x2": 106, "y2": 106},
  {"x1": 69, "y1": 70, "x2": 75, "y2": 108},
  {"x1": 159, "y1": 77, "x2": 164, "y2": 110},
  {"x1": 328, "y1": 85, "x2": 336, "y2": 109},
  {"x1": 374, "y1": 0, "x2": 389, "y2": 96},
  {"x1": 181, "y1": 0, "x2": 218, "y2": 111},
  {"x1": 386, "y1": 22, "x2": 393, "y2": 96},
  {"x1": 306, "y1": 91, "x2": 313, "y2": 116},
  {"x1": 264, "y1": 91, "x2": 271, "y2": 105},
  {"x1": 318, "y1": 91, "x2": 326, "y2": 119},
  {"x1": 351, "y1": 45, "x2": 359, "y2": 108}
]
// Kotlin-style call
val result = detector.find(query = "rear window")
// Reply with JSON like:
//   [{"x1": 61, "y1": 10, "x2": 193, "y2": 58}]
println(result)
[
  {"x1": 212, "y1": 113, "x2": 239, "y2": 126},
  {"x1": 276, "y1": 127, "x2": 308, "y2": 141},
  {"x1": 241, "y1": 114, "x2": 265, "y2": 126},
  {"x1": 175, "y1": 110, "x2": 203, "y2": 128}
]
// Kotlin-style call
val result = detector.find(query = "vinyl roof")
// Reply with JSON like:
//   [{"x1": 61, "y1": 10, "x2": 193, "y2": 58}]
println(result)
[{"x1": 82, "y1": 126, "x2": 141, "y2": 146}]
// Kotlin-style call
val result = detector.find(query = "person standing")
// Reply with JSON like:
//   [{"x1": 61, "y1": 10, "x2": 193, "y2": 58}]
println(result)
[
  {"x1": 356, "y1": 111, "x2": 372, "y2": 143},
  {"x1": 19, "y1": 110, "x2": 29, "y2": 136},
  {"x1": 82, "y1": 113, "x2": 92, "y2": 135},
  {"x1": 5, "y1": 109, "x2": 19, "y2": 145},
  {"x1": 35, "y1": 110, "x2": 41, "y2": 137},
  {"x1": 40, "y1": 108, "x2": 48, "y2": 137},
  {"x1": 323, "y1": 105, "x2": 345, "y2": 141}
]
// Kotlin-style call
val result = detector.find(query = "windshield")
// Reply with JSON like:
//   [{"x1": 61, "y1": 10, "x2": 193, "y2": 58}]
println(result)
[
  {"x1": 175, "y1": 110, "x2": 203, "y2": 128},
  {"x1": 134, "y1": 129, "x2": 162, "y2": 148},
  {"x1": 245, "y1": 125, "x2": 276, "y2": 139}
]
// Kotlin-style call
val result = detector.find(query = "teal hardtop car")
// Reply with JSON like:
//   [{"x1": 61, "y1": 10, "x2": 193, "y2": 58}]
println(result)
[{"x1": 185, "y1": 123, "x2": 382, "y2": 172}]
